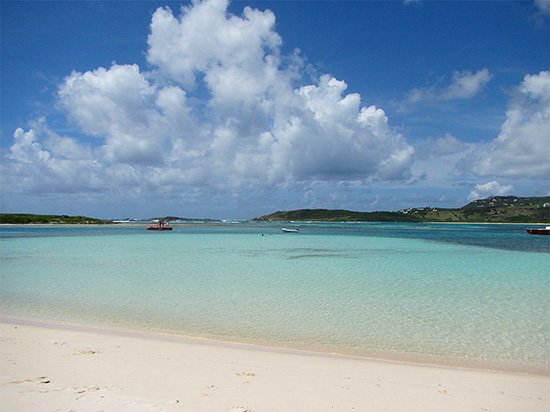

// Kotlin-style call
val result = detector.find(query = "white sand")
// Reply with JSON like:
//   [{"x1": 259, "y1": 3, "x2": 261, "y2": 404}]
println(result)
[{"x1": 1, "y1": 320, "x2": 548, "y2": 411}]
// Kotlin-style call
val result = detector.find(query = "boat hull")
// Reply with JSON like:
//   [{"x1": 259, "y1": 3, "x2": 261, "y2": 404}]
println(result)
[
  {"x1": 147, "y1": 226, "x2": 173, "y2": 231},
  {"x1": 526, "y1": 228, "x2": 550, "y2": 235}
]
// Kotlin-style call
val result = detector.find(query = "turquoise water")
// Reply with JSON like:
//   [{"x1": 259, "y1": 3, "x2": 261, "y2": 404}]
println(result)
[{"x1": 1, "y1": 223, "x2": 549, "y2": 372}]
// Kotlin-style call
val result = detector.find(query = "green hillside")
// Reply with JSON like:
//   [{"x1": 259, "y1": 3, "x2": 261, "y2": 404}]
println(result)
[
  {"x1": 255, "y1": 196, "x2": 550, "y2": 223},
  {"x1": 0, "y1": 214, "x2": 111, "y2": 224}
]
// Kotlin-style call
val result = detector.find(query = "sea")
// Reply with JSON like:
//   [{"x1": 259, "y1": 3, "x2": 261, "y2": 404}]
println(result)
[{"x1": 1, "y1": 222, "x2": 549, "y2": 374}]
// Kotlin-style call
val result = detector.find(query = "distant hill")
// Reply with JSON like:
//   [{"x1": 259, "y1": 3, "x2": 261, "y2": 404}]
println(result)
[
  {"x1": 255, "y1": 196, "x2": 550, "y2": 223},
  {"x1": 0, "y1": 214, "x2": 112, "y2": 224}
]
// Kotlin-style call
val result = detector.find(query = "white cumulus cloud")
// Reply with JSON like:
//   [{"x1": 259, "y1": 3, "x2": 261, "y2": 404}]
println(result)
[
  {"x1": 468, "y1": 181, "x2": 513, "y2": 201},
  {"x1": 147, "y1": 0, "x2": 282, "y2": 89},
  {"x1": 3, "y1": 0, "x2": 415, "y2": 209},
  {"x1": 5, "y1": 120, "x2": 104, "y2": 193},
  {"x1": 58, "y1": 64, "x2": 174, "y2": 165},
  {"x1": 460, "y1": 71, "x2": 550, "y2": 179}
]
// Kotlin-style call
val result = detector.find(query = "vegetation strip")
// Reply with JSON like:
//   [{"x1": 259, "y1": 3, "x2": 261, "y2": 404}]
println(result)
[
  {"x1": 255, "y1": 196, "x2": 550, "y2": 223},
  {"x1": 0, "y1": 214, "x2": 111, "y2": 225}
]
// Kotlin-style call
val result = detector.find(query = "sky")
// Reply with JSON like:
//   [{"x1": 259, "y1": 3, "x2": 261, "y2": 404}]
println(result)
[{"x1": 1, "y1": 0, "x2": 549, "y2": 219}]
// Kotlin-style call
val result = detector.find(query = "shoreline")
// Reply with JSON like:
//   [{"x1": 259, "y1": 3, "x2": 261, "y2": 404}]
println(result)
[
  {"x1": 1, "y1": 318, "x2": 548, "y2": 411},
  {"x1": 2, "y1": 313, "x2": 548, "y2": 377},
  {"x1": 1, "y1": 221, "x2": 548, "y2": 227}
]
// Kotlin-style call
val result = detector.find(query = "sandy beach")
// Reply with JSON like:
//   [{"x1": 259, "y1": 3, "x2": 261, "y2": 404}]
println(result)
[{"x1": 0, "y1": 319, "x2": 548, "y2": 411}]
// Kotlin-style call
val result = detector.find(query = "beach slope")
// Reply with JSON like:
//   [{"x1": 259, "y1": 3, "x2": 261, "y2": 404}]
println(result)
[{"x1": 1, "y1": 320, "x2": 548, "y2": 411}]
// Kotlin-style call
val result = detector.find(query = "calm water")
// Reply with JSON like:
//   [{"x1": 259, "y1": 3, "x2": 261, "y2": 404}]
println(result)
[{"x1": 1, "y1": 223, "x2": 549, "y2": 373}]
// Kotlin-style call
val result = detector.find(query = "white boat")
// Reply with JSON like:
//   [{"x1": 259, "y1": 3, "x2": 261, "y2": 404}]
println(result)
[{"x1": 282, "y1": 228, "x2": 299, "y2": 233}]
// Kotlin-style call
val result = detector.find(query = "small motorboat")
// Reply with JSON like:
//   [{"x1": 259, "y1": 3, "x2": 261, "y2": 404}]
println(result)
[
  {"x1": 147, "y1": 219, "x2": 173, "y2": 231},
  {"x1": 282, "y1": 227, "x2": 299, "y2": 233},
  {"x1": 526, "y1": 226, "x2": 550, "y2": 235}
]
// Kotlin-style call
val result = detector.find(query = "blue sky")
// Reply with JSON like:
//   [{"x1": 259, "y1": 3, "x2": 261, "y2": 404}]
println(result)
[{"x1": 1, "y1": 0, "x2": 549, "y2": 219}]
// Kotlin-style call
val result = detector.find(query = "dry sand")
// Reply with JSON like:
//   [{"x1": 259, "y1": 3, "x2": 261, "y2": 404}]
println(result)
[{"x1": 0, "y1": 319, "x2": 548, "y2": 411}]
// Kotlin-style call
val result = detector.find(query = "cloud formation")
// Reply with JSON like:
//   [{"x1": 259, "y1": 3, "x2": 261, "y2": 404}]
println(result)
[
  {"x1": 7, "y1": 119, "x2": 104, "y2": 193},
  {"x1": 441, "y1": 68, "x2": 492, "y2": 100},
  {"x1": 410, "y1": 71, "x2": 549, "y2": 196},
  {"x1": 147, "y1": 1, "x2": 282, "y2": 91},
  {"x1": 534, "y1": 0, "x2": 550, "y2": 14},
  {"x1": 468, "y1": 181, "x2": 513, "y2": 201},
  {"x1": 407, "y1": 68, "x2": 492, "y2": 104},
  {"x1": 3, "y1": 0, "x2": 414, "y2": 205},
  {"x1": 460, "y1": 71, "x2": 550, "y2": 179},
  {"x1": 1, "y1": 0, "x2": 547, "y2": 216}
]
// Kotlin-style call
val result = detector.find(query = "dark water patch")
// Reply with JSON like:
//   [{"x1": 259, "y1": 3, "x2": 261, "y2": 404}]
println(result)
[{"x1": 288, "y1": 253, "x2": 345, "y2": 260}]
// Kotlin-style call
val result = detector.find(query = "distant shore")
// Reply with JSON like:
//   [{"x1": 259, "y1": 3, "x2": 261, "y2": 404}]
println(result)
[
  {"x1": 2, "y1": 197, "x2": 549, "y2": 225},
  {"x1": 0, "y1": 222, "x2": 237, "y2": 227},
  {"x1": 0, "y1": 220, "x2": 550, "y2": 227},
  {"x1": 1, "y1": 317, "x2": 548, "y2": 411},
  {"x1": 1, "y1": 221, "x2": 548, "y2": 227}
]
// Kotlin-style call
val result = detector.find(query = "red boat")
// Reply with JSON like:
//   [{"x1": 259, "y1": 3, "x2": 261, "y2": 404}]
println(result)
[
  {"x1": 147, "y1": 220, "x2": 173, "y2": 231},
  {"x1": 526, "y1": 226, "x2": 550, "y2": 235}
]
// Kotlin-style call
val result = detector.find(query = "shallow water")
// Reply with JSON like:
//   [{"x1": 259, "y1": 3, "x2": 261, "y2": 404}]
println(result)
[{"x1": 1, "y1": 223, "x2": 549, "y2": 372}]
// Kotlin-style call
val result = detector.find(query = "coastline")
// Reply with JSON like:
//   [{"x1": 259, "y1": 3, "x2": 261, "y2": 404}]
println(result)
[
  {"x1": 1, "y1": 313, "x2": 547, "y2": 376},
  {"x1": 1, "y1": 221, "x2": 548, "y2": 226},
  {"x1": 1, "y1": 318, "x2": 549, "y2": 411}
]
